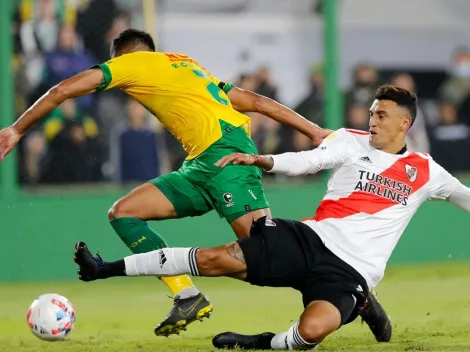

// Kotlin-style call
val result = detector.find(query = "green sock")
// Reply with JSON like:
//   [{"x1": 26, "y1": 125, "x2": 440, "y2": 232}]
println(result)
[{"x1": 110, "y1": 217, "x2": 168, "y2": 254}]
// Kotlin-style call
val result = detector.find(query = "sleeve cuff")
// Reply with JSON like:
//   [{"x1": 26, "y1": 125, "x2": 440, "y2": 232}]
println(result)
[
  {"x1": 267, "y1": 154, "x2": 281, "y2": 173},
  {"x1": 90, "y1": 63, "x2": 112, "y2": 92},
  {"x1": 218, "y1": 81, "x2": 235, "y2": 94}
]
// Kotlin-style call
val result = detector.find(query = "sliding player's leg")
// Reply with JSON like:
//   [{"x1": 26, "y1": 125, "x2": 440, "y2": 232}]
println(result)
[{"x1": 212, "y1": 299, "x2": 351, "y2": 350}]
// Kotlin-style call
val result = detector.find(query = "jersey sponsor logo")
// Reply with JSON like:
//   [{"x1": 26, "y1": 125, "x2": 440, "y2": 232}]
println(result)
[
  {"x1": 309, "y1": 154, "x2": 430, "y2": 222},
  {"x1": 355, "y1": 170, "x2": 412, "y2": 206},
  {"x1": 223, "y1": 192, "x2": 235, "y2": 207},
  {"x1": 165, "y1": 53, "x2": 210, "y2": 72},
  {"x1": 164, "y1": 53, "x2": 191, "y2": 61},
  {"x1": 405, "y1": 164, "x2": 418, "y2": 182}
]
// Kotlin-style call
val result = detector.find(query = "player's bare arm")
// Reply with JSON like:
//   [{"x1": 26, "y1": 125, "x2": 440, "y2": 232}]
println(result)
[
  {"x1": 215, "y1": 153, "x2": 274, "y2": 171},
  {"x1": 227, "y1": 87, "x2": 332, "y2": 146},
  {"x1": 0, "y1": 68, "x2": 104, "y2": 160}
]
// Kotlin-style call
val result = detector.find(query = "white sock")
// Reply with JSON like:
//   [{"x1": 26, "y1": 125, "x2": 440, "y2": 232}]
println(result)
[
  {"x1": 124, "y1": 247, "x2": 200, "y2": 277},
  {"x1": 177, "y1": 286, "x2": 200, "y2": 299},
  {"x1": 270, "y1": 322, "x2": 319, "y2": 350}
]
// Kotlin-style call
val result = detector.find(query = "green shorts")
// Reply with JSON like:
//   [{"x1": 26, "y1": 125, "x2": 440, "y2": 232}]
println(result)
[{"x1": 150, "y1": 121, "x2": 269, "y2": 223}]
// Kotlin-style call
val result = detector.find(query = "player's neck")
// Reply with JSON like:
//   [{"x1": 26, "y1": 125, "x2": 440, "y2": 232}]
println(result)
[{"x1": 378, "y1": 141, "x2": 407, "y2": 155}]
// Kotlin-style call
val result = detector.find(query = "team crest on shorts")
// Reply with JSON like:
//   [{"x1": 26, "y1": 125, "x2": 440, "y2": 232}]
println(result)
[
  {"x1": 405, "y1": 164, "x2": 418, "y2": 182},
  {"x1": 223, "y1": 192, "x2": 234, "y2": 207}
]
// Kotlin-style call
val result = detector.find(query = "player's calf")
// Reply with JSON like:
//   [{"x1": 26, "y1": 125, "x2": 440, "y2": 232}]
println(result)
[
  {"x1": 213, "y1": 321, "x2": 323, "y2": 350},
  {"x1": 213, "y1": 301, "x2": 341, "y2": 350}
]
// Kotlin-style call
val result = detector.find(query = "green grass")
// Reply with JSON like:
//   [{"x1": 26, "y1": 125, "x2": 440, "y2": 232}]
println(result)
[{"x1": 1, "y1": 262, "x2": 470, "y2": 352}]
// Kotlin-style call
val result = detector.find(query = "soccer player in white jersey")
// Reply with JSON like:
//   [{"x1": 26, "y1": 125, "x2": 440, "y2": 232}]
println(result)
[{"x1": 73, "y1": 85, "x2": 470, "y2": 350}]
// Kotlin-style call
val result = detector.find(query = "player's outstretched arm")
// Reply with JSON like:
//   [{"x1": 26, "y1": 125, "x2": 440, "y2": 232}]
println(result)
[
  {"x1": 0, "y1": 68, "x2": 104, "y2": 161},
  {"x1": 226, "y1": 87, "x2": 332, "y2": 146},
  {"x1": 216, "y1": 129, "x2": 349, "y2": 176},
  {"x1": 429, "y1": 162, "x2": 470, "y2": 213},
  {"x1": 447, "y1": 183, "x2": 470, "y2": 212},
  {"x1": 215, "y1": 151, "x2": 318, "y2": 176}
]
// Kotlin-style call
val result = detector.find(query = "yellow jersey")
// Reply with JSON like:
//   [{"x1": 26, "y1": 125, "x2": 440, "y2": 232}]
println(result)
[{"x1": 92, "y1": 51, "x2": 251, "y2": 160}]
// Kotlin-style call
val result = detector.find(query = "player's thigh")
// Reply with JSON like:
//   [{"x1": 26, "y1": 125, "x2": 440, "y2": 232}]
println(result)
[
  {"x1": 150, "y1": 170, "x2": 213, "y2": 219},
  {"x1": 236, "y1": 217, "x2": 312, "y2": 287},
  {"x1": 108, "y1": 182, "x2": 177, "y2": 220},
  {"x1": 230, "y1": 208, "x2": 272, "y2": 239},
  {"x1": 109, "y1": 172, "x2": 212, "y2": 220},
  {"x1": 207, "y1": 163, "x2": 270, "y2": 228}
]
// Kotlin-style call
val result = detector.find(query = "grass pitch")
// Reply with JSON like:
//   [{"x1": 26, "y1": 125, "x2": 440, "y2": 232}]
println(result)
[{"x1": 1, "y1": 262, "x2": 469, "y2": 352}]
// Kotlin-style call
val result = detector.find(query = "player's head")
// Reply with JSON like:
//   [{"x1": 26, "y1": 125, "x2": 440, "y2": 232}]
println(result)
[
  {"x1": 110, "y1": 28, "x2": 156, "y2": 58},
  {"x1": 368, "y1": 84, "x2": 417, "y2": 151}
]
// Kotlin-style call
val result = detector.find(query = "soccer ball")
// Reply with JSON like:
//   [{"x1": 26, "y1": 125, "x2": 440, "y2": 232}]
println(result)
[{"x1": 27, "y1": 293, "x2": 76, "y2": 341}]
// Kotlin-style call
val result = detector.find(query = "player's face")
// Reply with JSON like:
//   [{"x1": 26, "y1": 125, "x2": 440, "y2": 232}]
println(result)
[{"x1": 368, "y1": 99, "x2": 410, "y2": 150}]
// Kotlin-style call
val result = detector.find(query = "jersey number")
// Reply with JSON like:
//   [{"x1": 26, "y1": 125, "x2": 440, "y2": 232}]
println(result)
[{"x1": 192, "y1": 69, "x2": 228, "y2": 106}]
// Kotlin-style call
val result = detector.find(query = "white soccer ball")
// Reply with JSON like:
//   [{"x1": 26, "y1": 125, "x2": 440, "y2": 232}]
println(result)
[{"x1": 27, "y1": 293, "x2": 76, "y2": 341}]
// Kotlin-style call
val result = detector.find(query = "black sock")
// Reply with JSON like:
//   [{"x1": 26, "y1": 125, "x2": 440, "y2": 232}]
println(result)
[{"x1": 98, "y1": 260, "x2": 126, "y2": 279}]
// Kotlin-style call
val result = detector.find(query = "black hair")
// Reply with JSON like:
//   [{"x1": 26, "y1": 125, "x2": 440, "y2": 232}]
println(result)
[
  {"x1": 110, "y1": 28, "x2": 156, "y2": 56},
  {"x1": 375, "y1": 84, "x2": 418, "y2": 126}
]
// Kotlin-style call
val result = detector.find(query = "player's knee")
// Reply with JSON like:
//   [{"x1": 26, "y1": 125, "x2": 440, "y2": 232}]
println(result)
[
  {"x1": 108, "y1": 199, "x2": 132, "y2": 220},
  {"x1": 297, "y1": 320, "x2": 329, "y2": 343},
  {"x1": 195, "y1": 248, "x2": 222, "y2": 275}
]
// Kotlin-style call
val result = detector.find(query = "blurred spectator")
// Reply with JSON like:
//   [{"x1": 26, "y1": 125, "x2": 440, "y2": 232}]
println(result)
[
  {"x1": 346, "y1": 103, "x2": 369, "y2": 131},
  {"x1": 278, "y1": 64, "x2": 324, "y2": 154},
  {"x1": 344, "y1": 63, "x2": 379, "y2": 107},
  {"x1": 438, "y1": 47, "x2": 470, "y2": 108},
  {"x1": 21, "y1": 132, "x2": 47, "y2": 184},
  {"x1": 391, "y1": 73, "x2": 430, "y2": 153},
  {"x1": 19, "y1": 0, "x2": 61, "y2": 91},
  {"x1": 41, "y1": 119, "x2": 102, "y2": 183},
  {"x1": 40, "y1": 24, "x2": 96, "y2": 112},
  {"x1": 42, "y1": 99, "x2": 99, "y2": 141},
  {"x1": 255, "y1": 66, "x2": 278, "y2": 100},
  {"x1": 12, "y1": 53, "x2": 30, "y2": 118},
  {"x1": 76, "y1": 0, "x2": 120, "y2": 63},
  {"x1": 20, "y1": 0, "x2": 60, "y2": 54},
  {"x1": 109, "y1": 99, "x2": 163, "y2": 184},
  {"x1": 429, "y1": 101, "x2": 470, "y2": 173},
  {"x1": 294, "y1": 64, "x2": 324, "y2": 126}
]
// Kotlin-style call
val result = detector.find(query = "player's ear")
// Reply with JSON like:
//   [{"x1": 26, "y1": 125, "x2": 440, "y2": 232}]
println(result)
[{"x1": 401, "y1": 116, "x2": 411, "y2": 132}]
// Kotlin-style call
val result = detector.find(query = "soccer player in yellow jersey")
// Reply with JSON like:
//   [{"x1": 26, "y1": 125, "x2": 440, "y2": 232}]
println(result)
[{"x1": 0, "y1": 29, "x2": 390, "y2": 341}]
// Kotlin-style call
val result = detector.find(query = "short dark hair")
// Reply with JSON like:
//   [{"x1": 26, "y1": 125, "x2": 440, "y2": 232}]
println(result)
[
  {"x1": 110, "y1": 28, "x2": 156, "y2": 56},
  {"x1": 375, "y1": 84, "x2": 418, "y2": 125}
]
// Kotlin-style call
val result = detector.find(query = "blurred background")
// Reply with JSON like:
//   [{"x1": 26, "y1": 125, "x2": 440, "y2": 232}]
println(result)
[
  {"x1": 6, "y1": 0, "x2": 470, "y2": 189},
  {"x1": 0, "y1": 0, "x2": 469, "y2": 280},
  {"x1": 1, "y1": 2, "x2": 470, "y2": 351}
]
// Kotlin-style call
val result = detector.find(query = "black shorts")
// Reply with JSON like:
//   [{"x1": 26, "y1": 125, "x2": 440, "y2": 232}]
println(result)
[{"x1": 237, "y1": 217, "x2": 369, "y2": 326}]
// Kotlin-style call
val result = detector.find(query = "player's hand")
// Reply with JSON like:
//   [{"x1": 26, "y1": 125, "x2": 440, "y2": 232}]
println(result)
[
  {"x1": 0, "y1": 126, "x2": 22, "y2": 161},
  {"x1": 312, "y1": 128, "x2": 335, "y2": 147},
  {"x1": 215, "y1": 153, "x2": 256, "y2": 168}
]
